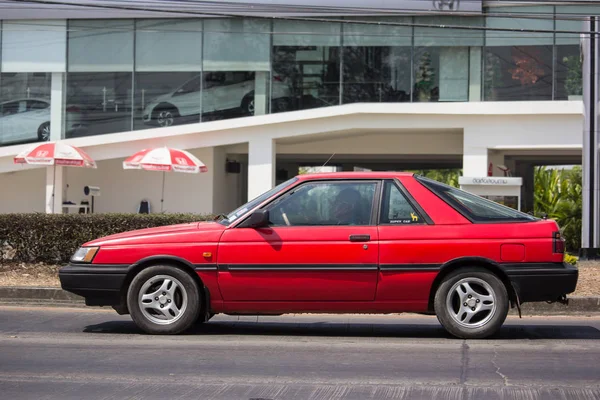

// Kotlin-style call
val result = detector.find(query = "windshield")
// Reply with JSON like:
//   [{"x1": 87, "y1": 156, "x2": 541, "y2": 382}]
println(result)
[
  {"x1": 416, "y1": 176, "x2": 536, "y2": 222},
  {"x1": 218, "y1": 177, "x2": 298, "y2": 226}
]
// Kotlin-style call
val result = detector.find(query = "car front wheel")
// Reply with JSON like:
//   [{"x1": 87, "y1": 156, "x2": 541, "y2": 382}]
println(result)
[
  {"x1": 434, "y1": 268, "x2": 509, "y2": 339},
  {"x1": 127, "y1": 265, "x2": 201, "y2": 334}
]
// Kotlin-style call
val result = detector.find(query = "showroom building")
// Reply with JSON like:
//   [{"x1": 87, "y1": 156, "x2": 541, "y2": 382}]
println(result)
[{"x1": 0, "y1": 0, "x2": 595, "y2": 217}]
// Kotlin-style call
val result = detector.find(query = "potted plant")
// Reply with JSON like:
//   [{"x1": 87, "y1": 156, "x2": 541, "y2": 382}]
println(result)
[
  {"x1": 415, "y1": 51, "x2": 435, "y2": 102},
  {"x1": 563, "y1": 54, "x2": 582, "y2": 100}
]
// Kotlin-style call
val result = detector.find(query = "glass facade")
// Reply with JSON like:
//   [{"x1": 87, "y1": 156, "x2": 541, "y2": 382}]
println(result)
[{"x1": 0, "y1": 6, "x2": 593, "y2": 146}]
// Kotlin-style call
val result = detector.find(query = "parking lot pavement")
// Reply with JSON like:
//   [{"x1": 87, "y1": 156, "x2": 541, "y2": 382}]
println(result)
[{"x1": 1, "y1": 305, "x2": 600, "y2": 399}]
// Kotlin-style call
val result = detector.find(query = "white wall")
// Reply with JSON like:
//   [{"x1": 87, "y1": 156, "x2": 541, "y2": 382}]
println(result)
[
  {"x1": 0, "y1": 168, "x2": 45, "y2": 213},
  {"x1": 63, "y1": 147, "x2": 215, "y2": 214}
]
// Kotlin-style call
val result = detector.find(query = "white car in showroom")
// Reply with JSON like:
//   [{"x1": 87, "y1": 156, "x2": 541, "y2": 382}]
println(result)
[
  {"x1": 142, "y1": 72, "x2": 291, "y2": 127},
  {"x1": 0, "y1": 98, "x2": 85, "y2": 145}
]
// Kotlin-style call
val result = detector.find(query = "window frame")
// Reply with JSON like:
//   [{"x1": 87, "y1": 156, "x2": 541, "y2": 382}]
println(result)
[
  {"x1": 237, "y1": 179, "x2": 383, "y2": 228},
  {"x1": 378, "y1": 179, "x2": 433, "y2": 226}
]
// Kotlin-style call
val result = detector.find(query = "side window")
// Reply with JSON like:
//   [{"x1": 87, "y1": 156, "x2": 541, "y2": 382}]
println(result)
[
  {"x1": 380, "y1": 180, "x2": 423, "y2": 225},
  {"x1": 177, "y1": 76, "x2": 201, "y2": 94},
  {"x1": 268, "y1": 181, "x2": 377, "y2": 227},
  {"x1": 28, "y1": 100, "x2": 50, "y2": 111}
]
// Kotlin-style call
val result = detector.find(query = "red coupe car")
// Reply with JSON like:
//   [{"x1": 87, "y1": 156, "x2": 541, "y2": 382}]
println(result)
[{"x1": 60, "y1": 172, "x2": 577, "y2": 338}]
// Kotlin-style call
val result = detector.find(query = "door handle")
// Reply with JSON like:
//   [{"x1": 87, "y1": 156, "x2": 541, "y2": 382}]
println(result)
[{"x1": 349, "y1": 234, "x2": 370, "y2": 242}]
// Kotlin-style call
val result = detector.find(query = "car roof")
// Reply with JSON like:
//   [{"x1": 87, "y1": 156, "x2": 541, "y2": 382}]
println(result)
[
  {"x1": 1, "y1": 98, "x2": 49, "y2": 105},
  {"x1": 296, "y1": 171, "x2": 414, "y2": 181}
]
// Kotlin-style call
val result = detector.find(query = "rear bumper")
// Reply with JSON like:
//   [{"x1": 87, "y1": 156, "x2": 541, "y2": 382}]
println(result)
[
  {"x1": 500, "y1": 262, "x2": 578, "y2": 303},
  {"x1": 59, "y1": 263, "x2": 128, "y2": 306}
]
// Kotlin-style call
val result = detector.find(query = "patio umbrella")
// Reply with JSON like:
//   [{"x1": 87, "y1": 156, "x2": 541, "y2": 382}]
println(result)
[
  {"x1": 123, "y1": 147, "x2": 208, "y2": 212},
  {"x1": 14, "y1": 142, "x2": 97, "y2": 213}
]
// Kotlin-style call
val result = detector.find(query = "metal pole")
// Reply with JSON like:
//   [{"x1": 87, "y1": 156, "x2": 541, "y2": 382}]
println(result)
[{"x1": 581, "y1": 17, "x2": 600, "y2": 259}]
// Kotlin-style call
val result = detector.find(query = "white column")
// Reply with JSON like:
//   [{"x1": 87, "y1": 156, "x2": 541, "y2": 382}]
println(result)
[
  {"x1": 50, "y1": 73, "x2": 64, "y2": 141},
  {"x1": 46, "y1": 165, "x2": 64, "y2": 213},
  {"x1": 254, "y1": 71, "x2": 268, "y2": 116},
  {"x1": 248, "y1": 137, "x2": 275, "y2": 200}
]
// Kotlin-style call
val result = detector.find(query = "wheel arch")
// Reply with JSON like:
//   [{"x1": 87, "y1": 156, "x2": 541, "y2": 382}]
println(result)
[
  {"x1": 427, "y1": 257, "x2": 518, "y2": 312},
  {"x1": 152, "y1": 102, "x2": 179, "y2": 115},
  {"x1": 119, "y1": 255, "x2": 209, "y2": 317}
]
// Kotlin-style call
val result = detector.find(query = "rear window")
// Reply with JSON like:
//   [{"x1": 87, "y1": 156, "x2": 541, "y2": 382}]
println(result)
[{"x1": 416, "y1": 176, "x2": 536, "y2": 223}]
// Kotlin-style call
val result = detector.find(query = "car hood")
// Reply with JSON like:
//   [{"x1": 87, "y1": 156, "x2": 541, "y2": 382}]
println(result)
[{"x1": 85, "y1": 221, "x2": 226, "y2": 247}]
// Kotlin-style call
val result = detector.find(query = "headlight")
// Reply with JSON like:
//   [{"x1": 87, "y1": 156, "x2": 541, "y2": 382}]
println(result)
[{"x1": 71, "y1": 247, "x2": 99, "y2": 263}]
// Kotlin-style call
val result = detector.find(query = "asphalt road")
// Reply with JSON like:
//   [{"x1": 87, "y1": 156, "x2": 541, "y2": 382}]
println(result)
[{"x1": 1, "y1": 306, "x2": 600, "y2": 400}]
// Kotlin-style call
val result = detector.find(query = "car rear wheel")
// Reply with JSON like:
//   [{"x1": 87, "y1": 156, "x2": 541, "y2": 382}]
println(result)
[
  {"x1": 38, "y1": 122, "x2": 50, "y2": 141},
  {"x1": 127, "y1": 266, "x2": 201, "y2": 334},
  {"x1": 434, "y1": 268, "x2": 508, "y2": 339}
]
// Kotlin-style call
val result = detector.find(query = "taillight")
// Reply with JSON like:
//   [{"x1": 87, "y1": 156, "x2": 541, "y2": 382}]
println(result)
[
  {"x1": 66, "y1": 106, "x2": 80, "y2": 113},
  {"x1": 553, "y1": 231, "x2": 565, "y2": 254},
  {"x1": 273, "y1": 75, "x2": 283, "y2": 82}
]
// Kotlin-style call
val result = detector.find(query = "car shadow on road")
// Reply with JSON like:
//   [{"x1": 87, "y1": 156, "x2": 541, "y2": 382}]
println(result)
[{"x1": 83, "y1": 320, "x2": 600, "y2": 340}]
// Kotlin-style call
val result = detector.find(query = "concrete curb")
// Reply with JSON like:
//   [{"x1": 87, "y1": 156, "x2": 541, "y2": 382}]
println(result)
[{"x1": 1, "y1": 287, "x2": 600, "y2": 315}]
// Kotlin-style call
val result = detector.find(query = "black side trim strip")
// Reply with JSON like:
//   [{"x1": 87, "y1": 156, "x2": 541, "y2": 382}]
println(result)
[
  {"x1": 194, "y1": 264, "x2": 218, "y2": 271},
  {"x1": 379, "y1": 264, "x2": 442, "y2": 271},
  {"x1": 219, "y1": 264, "x2": 378, "y2": 271}
]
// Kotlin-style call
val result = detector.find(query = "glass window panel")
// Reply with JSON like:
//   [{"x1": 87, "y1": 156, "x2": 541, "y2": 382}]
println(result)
[
  {"x1": 486, "y1": 6, "x2": 553, "y2": 47},
  {"x1": 273, "y1": 20, "x2": 341, "y2": 46},
  {"x1": 342, "y1": 18, "x2": 411, "y2": 104},
  {"x1": 414, "y1": 47, "x2": 469, "y2": 102},
  {"x1": 267, "y1": 181, "x2": 376, "y2": 226},
  {"x1": 380, "y1": 181, "x2": 422, "y2": 225},
  {"x1": 556, "y1": 45, "x2": 583, "y2": 100},
  {"x1": 484, "y1": 45, "x2": 553, "y2": 101},
  {"x1": 556, "y1": 6, "x2": 600, "y2": 45},
  {"x1": 272, "y1": 21, "x2": 340, "y2": 113},
  {"x1": 0, "y1": 73, "x2": 51, "y2": 146},
  {"x1": 135, "y1": 19, "x2": 202, "y2": 72},
  {"x1": 134, "y1": 72, "x2": 201, "y2": 130},
  {"x1": 65, "y1": 72, "x2": 132, "y2": 137},
  {"x1": 203, "y1": 18, "x2": 270, "y2": 71},
  {"x1": 2, "y1": 20, "x2": 66, "y2": 72},
  {"x1": 68, "y1": 20, "x2": 134, "y2": 72},
  {"x1": 343, "y1": 17, "x2": 411, "y2": 47},
  {"x1": 414, "y1": 16, "x2": 484, "y2": 47}
]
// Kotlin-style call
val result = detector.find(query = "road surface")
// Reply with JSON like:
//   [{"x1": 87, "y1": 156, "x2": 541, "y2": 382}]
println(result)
[{"x1": 0, "y1": 305, "x2": 599, "y2": 399}]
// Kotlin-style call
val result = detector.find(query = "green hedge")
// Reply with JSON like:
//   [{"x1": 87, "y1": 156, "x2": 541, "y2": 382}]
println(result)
[{"x1": 0, "y1": 213, "x2": 213, "y2": 265}]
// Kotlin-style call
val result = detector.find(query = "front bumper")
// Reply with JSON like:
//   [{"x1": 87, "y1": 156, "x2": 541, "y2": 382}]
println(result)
[
  {"x1": 59, "y1": 263, "x2": 129, "y2": 306},
  {"x1": 500, "y1": 262, "x2": 578, "y2": 303}
]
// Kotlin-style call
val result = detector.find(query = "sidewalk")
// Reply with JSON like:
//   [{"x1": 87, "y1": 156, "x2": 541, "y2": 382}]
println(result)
[{"x1": 1, "y1": 286, "x2": 599, "y2": 315}]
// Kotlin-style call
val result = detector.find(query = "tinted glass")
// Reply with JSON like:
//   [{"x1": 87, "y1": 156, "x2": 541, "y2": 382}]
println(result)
[
  {"x1": 417, "y1": 176, "x2": 535, "y2": 222},
  {"x1": 380, "y1": 181, "x2": 422, "y2": 224},
  {"x1": 268, "y1": 181, "x2": 377, "y2": 226}
]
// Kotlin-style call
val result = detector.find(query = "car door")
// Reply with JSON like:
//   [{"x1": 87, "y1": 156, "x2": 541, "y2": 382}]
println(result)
[
  {"x1": 217, "y1": 180, "x2": 381, "y2": 302},
  {"x1": 376, "y1": 179, "x2": 437, "y2": 305}
]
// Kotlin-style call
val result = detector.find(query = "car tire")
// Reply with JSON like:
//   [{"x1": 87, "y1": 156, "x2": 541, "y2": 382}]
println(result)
[
  {"x1": 153, "y1": 106, "x2": 179, "y2": 127},
  {"x1": 38, "y1": 122, "x2": 50, "y2": 141},
  {"x1": 241, "y1": 94, "x2": 254, "y2": 116},
  {"x1": 127, "y1": 265, "x2": 201, "y2": 335},
  {"x1": 434, "y1": 268, "x2": 508, "y2": 339}
]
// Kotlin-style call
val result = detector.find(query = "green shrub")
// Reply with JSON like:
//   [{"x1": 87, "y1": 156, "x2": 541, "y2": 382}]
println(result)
[{"x1": 0, "y1": 213, "x2": 213, "y2": 265}]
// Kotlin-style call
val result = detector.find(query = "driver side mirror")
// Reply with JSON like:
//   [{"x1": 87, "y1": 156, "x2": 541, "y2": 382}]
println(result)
[{"x1": 247, "y1": 209, "x2": 270, "y2": 229}]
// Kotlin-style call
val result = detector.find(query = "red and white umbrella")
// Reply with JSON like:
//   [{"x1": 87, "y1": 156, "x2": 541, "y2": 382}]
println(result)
[
  {"x1": 14, "y1": 142, "x2": 97, "y2": 168},
  {"x1": 123, "y1": 147, "x2": 207, "y2": 173},
  {"x1": 123, "y1": 147, "x2": 208, "y2": 212},
  {"x1": 13, "y1": 142, "x2": 97, "y2": 214}
]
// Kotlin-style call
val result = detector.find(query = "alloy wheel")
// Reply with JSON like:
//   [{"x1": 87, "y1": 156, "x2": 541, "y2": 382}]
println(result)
[
  {"x1": 138, "y1": 275, "x2": 188, "y2": 325},
  {"x1": 157, "y1": 111, "x2": 174, "y2": 127},
  {"x1": 445, "y1": 277, "x2": 497, "y2": 329}
]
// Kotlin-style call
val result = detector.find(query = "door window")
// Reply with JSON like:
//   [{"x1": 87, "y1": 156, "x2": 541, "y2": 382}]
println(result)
[
  {"x1": 380, "y1": 180, "x2": 423, "y2": 225},
  {"x1": 28, "y1": 100, "x2": 50, "y2": 111},
  {"x1": 268, "y1": 181, "x2": 377, "y2": 226}
]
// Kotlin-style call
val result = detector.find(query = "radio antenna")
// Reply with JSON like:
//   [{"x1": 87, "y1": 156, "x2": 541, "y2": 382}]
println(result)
[{"x1": 321, "y1": 153, "x2": 335, "y2": 168}]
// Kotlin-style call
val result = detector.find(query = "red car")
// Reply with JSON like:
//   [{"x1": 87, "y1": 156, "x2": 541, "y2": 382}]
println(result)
[{"x1": 59, "y1": 172, "x2": 577, "y2": 338}]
